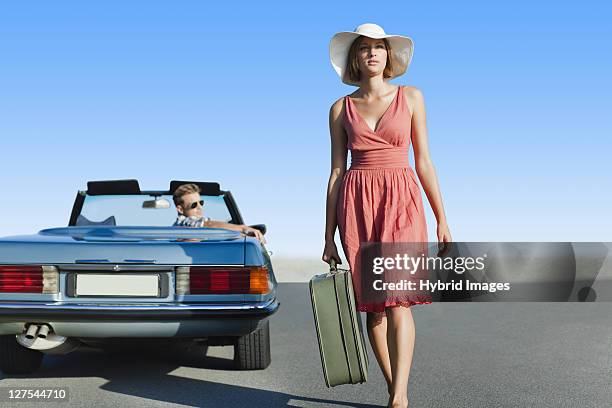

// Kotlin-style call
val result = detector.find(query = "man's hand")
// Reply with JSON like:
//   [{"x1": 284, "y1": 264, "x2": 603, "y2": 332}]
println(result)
[{"x1": 242, "y1": 227, "x2": 266, "y2": 244}]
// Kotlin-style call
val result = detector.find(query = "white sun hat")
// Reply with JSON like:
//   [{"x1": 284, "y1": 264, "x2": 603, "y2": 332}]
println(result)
[{"x1": 329, "y1": 23, "x2": 414, "y2": 86}]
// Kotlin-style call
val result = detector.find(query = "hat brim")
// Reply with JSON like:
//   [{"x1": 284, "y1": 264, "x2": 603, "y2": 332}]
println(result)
[{"x1": 329, "y1": 31, "x2": 414, "y2": 86}]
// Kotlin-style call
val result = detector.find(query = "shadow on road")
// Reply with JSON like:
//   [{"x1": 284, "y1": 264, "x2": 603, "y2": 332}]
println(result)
[{"x1": 0, "y1": 344, "x2": 383, "y2": 408}]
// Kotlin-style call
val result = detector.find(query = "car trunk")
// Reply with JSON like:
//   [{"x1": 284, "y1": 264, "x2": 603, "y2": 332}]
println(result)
[{"x1": 0, "y1": 226, "x2": 246, "y2": 265}]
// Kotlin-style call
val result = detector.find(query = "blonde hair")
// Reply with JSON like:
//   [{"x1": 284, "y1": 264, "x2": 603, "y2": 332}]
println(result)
[
  {"x1": 173, "y1": 183, "x2": 201, "y2": 206},
  {"x1": 346, "y1": 36, "x2": 396, "y2": 84}
]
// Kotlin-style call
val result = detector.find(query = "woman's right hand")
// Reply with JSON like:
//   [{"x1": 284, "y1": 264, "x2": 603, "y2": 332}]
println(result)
[{"x1": 322, "y1": 241, "x2": 342, "y2": 266}]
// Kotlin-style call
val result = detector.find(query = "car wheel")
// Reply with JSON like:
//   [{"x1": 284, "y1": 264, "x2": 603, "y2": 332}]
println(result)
[
  {"x1": 0, "y1": 335, "x2": 44, "y2": 375},
  {"x1": 234, "y1": 320, "x2": 271, "y2": 370}
]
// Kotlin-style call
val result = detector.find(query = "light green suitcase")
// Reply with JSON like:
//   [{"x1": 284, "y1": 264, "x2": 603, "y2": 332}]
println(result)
[{"x1": 309, "y1": 259, "x2": 369, "y2": 387}]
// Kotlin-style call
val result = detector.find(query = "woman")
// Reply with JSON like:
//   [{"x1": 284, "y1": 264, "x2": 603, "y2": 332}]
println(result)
[{"x1": 322, "y1": 23, "x2": 452, "y2": 408}]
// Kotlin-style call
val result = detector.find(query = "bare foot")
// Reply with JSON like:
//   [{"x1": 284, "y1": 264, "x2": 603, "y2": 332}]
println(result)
[{"x1": 389, "y1": 395, "x2": 408, "y2": 408}]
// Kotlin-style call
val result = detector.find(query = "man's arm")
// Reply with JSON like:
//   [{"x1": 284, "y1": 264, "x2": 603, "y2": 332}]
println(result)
[{"x1": 206, "y1": 220, "x2": 266, "y2": 244}]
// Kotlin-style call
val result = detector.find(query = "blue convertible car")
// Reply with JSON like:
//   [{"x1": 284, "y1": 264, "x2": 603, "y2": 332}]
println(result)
[{"x1": 0, "y1": 179, "x2": 279, "y2": 374}]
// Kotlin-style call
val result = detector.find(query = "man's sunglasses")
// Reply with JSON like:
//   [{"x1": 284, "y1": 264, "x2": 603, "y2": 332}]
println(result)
[{"x1": 186, "y1": 200, "x2": 204, "y2": 209}]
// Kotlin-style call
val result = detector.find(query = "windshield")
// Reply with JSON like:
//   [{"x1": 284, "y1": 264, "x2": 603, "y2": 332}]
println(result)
[{"x1": 78, "y1": 194, "x2": 232, "y2": 226}]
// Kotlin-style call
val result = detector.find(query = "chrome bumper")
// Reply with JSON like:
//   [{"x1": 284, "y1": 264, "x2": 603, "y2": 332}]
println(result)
[{"x1": 0, "y1": 297, "x2": 280, "y2": 321}]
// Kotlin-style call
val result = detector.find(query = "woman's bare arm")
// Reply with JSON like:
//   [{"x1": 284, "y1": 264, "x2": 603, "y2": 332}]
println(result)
[
  {"x1": 406, "y1": 86, "x2": 451, "y2": 240},
  {"x1": 324, "y1": 98, "x2": 348, "y2": 243}
]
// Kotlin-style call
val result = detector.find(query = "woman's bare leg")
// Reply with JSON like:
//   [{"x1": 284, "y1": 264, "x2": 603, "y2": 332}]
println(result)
[
  {"x1": 386, "y1": 305, "x2": 415, "y2": 408},
  {"x1": 366, "y1": 311, "x2": 393, "y2": 394}
]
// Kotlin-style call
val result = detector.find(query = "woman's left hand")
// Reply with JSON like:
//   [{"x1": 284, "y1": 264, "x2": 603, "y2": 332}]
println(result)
[{"x1": 437, "y1": 220, "x2": 452, "y2": 251}]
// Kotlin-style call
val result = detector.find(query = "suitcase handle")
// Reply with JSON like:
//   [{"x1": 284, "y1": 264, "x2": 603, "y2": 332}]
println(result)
[{"x1": 328, "y1": 258, "x2": 349, "y2": 274}]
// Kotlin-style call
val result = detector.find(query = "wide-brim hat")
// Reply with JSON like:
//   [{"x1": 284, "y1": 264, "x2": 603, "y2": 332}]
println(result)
[{"x1": 329, "y1": 23, "x2": 414, "y2": 86}]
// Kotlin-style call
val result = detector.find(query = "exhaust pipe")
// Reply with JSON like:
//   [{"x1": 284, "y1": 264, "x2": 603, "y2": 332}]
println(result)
[
  {"x1": 25, "y1": 324, "x2": 40, "y2": 339},
  {"x1": 37, "y1": 324, "x2": 50, "y2": 339},
  {"x1": 17, "y1": 323, "x2": 82, "y2": 355}
]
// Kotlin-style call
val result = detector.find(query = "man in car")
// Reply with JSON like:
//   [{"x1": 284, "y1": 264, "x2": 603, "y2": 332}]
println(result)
[{"x1": 173, "y1": 183, "x2": 266, "y2": 244}]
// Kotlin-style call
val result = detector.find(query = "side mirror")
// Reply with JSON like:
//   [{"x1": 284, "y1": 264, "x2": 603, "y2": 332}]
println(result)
[{"x1": 249, "y1": 224, "x2": 266, "y2": 235}]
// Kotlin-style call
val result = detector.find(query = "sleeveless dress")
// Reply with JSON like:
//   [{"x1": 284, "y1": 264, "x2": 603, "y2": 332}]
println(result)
[{"x1": 336, "y1": 85, "x2": 432, "y2": 313}]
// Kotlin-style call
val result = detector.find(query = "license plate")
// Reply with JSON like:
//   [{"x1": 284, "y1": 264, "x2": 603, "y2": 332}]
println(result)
[{"x1": 75, "y1": 274, "x2": 160, "y2": 297}]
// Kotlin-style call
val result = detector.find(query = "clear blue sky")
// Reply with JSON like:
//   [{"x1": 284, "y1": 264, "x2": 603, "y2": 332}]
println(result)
[{"x1": 1, "y1": 1, "x2": 610, "y2": 257}]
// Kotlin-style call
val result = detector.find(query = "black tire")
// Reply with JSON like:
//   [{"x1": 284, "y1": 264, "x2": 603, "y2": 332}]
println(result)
[
  {"x1": 0, "y1": 335, "x2": 44, "y2": 375},
  {"x1": 233, "y1": 320, "x2": 271, "y2": 370}
]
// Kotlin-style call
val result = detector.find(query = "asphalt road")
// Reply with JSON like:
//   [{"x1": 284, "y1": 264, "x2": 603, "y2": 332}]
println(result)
[{"x1": 1, "y1": 283, "x2": 611, "y2": 408}]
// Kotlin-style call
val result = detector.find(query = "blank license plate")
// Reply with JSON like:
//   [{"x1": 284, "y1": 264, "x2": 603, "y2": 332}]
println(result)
[{"x1": 76, "y1": 274, "x2": 160, "y2": 297}]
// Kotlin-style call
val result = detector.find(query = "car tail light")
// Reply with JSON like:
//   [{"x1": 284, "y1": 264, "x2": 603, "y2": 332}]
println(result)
[
  {"x1": 175, "y1": 266, "x2": 271, "y2": 295},
  {"x1": 0, "y1": 265, "x2": 59, "y2": 294}
]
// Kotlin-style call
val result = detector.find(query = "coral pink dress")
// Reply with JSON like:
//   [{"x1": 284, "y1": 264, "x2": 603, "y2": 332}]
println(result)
[{"x1": 336, "y1": 85, "x2": 432, "y2": 312}]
